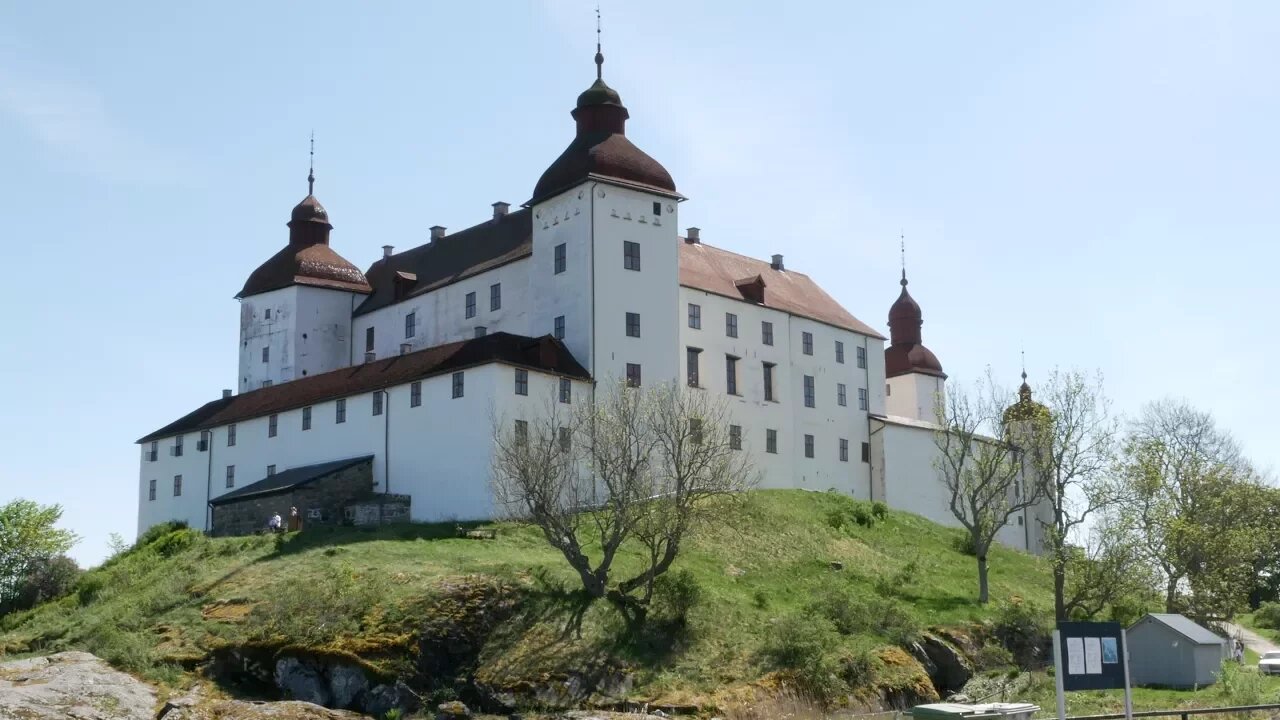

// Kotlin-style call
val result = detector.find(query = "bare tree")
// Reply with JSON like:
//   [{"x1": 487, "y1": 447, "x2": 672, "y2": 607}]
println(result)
[
  {"x1": 935, "y1": 371, "x2": 1046, "y2": 604},
  {"x1": 491, "y1": 381, "x2": 754, "y2": 614},
  {"x1": 1061, "y1": 515, "x2": 1157, "y2": 621}
]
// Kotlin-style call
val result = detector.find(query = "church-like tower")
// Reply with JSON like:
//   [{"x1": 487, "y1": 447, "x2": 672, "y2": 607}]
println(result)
[
  {"x1": 235, "y1": 161, "x2": 371, "y2": 392},
  {"x1": 884, "y1": 268, "x2": 946, "y2": 422}
]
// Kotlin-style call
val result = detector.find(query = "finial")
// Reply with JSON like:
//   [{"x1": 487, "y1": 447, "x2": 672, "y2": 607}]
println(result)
[
  {"x1": 899, "y1": 230, "x2": 907, "y2": 286},
  {"x1": 1020, "y1": 348, "x2": 1028, "y2": 383},
  {"x1": 594, "y1": 4, "x2": 604, "y2": 80},
  {"x1": 307, "y1": 131, "x2": 315, "y2": 196}
]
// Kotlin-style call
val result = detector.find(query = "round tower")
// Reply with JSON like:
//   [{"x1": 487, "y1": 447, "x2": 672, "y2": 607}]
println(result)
[{"x1": 884, "y1": 268, "x2": 947, "y2": 422}]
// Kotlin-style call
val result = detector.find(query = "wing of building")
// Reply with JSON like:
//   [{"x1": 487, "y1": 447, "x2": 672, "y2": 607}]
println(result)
[{"x1": 135, "y1": 46, "x2": 1052, "y2": 552}]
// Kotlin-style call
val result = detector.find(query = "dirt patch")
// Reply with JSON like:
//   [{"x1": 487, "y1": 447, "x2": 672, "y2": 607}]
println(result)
[{"x1": 202, "y1": 599, "x2": 257, "y2": 622}]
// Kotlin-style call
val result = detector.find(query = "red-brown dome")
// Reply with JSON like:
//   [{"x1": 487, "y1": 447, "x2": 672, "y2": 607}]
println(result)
[
  {"x1": 237, "y1": 191, "x2": 371, "y2": 299},
  {"x1": 291, "y1": 194, "x2": 329, "y2": 225},
  {"x1": 885, "y1": 273, "x2": 946, "y2": 379}
]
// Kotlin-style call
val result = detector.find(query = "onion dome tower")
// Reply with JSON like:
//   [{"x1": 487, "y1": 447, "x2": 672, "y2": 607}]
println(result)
[
  {"x1": 1004, "y1": 369, "x2": 1050, "y2": 427},
  {"x1": 884, "y1": 255, "x2": 947, "y2": 421}
]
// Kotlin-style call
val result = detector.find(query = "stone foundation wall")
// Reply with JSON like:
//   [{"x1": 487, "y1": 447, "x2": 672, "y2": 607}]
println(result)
[
  {"x1": 211, "y1": 459, "x2": 375, "y2": 536},
  {"x1": 345, "y1": 494, "x2": 411, "y2": 526}
]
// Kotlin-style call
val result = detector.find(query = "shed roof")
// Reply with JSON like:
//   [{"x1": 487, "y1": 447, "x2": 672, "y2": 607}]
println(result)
[
  {"x1": 209, "y1": 456, "x2": 373, "y2": 505},
  {"x1": 1132, "y1": 614, "x2": 1225, "y2": 645}
]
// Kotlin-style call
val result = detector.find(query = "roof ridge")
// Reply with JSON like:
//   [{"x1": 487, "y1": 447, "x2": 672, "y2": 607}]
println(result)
[{"x1": 683, "y1": 240, "x2": 815, "y2": 280}]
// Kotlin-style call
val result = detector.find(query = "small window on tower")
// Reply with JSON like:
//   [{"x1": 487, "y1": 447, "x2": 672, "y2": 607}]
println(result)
[
  {"x1": 265, "y1": 308, "x2": 271, "y2": 320},
  {"x1": 365, "y1": 327, "x2": 375, "y2": 353},
  {"x1": 262, "y1": 346, "x2": 269, "y2": 363},
  {"x1": 653, "y1": 202, "x2": 661, "y2": 216}
]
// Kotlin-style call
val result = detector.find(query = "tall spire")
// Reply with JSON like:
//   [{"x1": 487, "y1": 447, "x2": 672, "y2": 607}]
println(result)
[
  {"x1": 595, "y1": 4, "x2": 604, "y2": 80},
  {"x1": 900, "y1": 230, "x2": 907, "y2": 286},
  {"x1": 307, "y1": 132, "x2": 315, "y2": 196}
]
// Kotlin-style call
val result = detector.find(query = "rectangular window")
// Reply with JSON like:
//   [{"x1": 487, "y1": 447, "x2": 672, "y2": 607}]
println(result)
[
  {"x1": 490, "y1": 283, "x2": 502, "y2": 311},
  {"x1": 372, "y1": 391, "x2": 383, "y2": 416},
  {"x1": 554, "y1": 243, "x2": 566, "y2": 274},
  {"x1": 624, "y1": 240, "x2": 641, "y2": 271},
  {"x1": 857, "y1": 345, "x2": 867, "y2": 369},
  {"x1": 475, "y1": 326, "x2": 487, "y2": 338},
  {"x1": 688, "y1": 303, "x2": 701, "y2": 329},
  {"x1": 626, "y1": 363, "x2": 641, "y2": 387},
  {"x1": 626, "y1": 312, "x2": 641, "y2": 338},
  {"x1": 365, "y1": 327, "x2": 375, "y2": 353},
  {"x1": 335, "y1": 398, "x2": 346, "y2": 424},
  {"x1": 148, "y1": 478, "x2": 156, "y2": 501},
  {"x1": 262, "y1": 346, "x2": 269, "y2": 363},
  {"x1": 840, "y1": 438, "x2": 849, "y2": 462},
  {"x1": 804, "y1": 434, "x2": 815, "y2": 459},
  {"x1": 559, "y1": 377, "x2": 572, "y2": 404},
  {"x1": 559, "y1": 426, "x2": 572, "y2": 452},
  {"x1": 762, "y1": 321, "x2": 774, "y2": 346},
  {"x1": 886, "y1": 383, "x2": 892, "y2": 396},
  {"x1": 172, "y1": 435, "x2": 184, "y2": 457},
  {"x1": 261, "y1": 380, "x2": 272, "y2": 388},
  {"x1": 763, "y1": 362, "x2": 776, "y2": 402},
  {"x1": 405, "y1": 312, "x2": 416, "y2": 338},
  {"x1": 802, "y1": 331, "x2": 813, "y2": 355},
  {"x1": 197, "y1": 430, "x2": 209, "y2": 452},
  {"x1": 690, "y1": 418, "x2": 704, "y2": 444},
  {"x1": 686, "y1": 347, "x2": 701, "y2": 387},
  {"x1": 858, "y1": 387, "x2": 868, "y2": 411},
  {"x1": 452, "y1": 371, "x2": 465, "y2": 398},
  {"x1": 803, "y1": 375, "x2": 815, "y2": 408},
  {"x1": 268, "y1": 414, "x2": 278, "y2": 437},
  {"x1": 653, "y1": 201, "x2": 662, "y2": 216},
  {"x1": 225, "y1": 465, "x2": 235, "y2": 488},
  {"x1": 554, "y1": 315, "x2": 565, "y2": 340},
  {"x1": 267, "y1": 464, "x2": 276, "y2": 476},
  {"x1": 410, "y1": 381, "x2": 422, "y2": 407},
  {"x1": 227, "y1": 424, "x2": 236, "y2": 447},
  {"x1": 147, "y1": 440, "x2": 158, "y2": 461},
  {"x1": 836, "y1": 340, "x2": 845, "y2": 364},
  {"x1": 265, "y1": 308, "x2": 271, "y2": 320},
  {"x1": 838, "y1": 383, "x2": 847, "y2": 407},
  {"x1": 514, "y1": 419, "x2": 528, "y2": 445},
  {"x1": 729, "y1": 424, "x2": 742, "y2": 450},
  {"x1": 302, "y1": 406, "x2": 312, "y2": 430},
  {"x1": 465, "y1": 291, "x2": 476, "y2": 318},
  {"x1": 726, "y1": 312, "x2": 738, "y2": 338},
  {"x1": 726, "y1": 355, "x2": 738, "y2": 395},
  {"x1": 766, "y1": 429, "x2": 778, "y2": 454},
  {"x1": 515, "y1": 368, "x2": 529, "y2": 396},
  {"x1": 861, "y1": 442, "x2": 871, "y2": 463},
  {"x1": 173, "y1": 474, "x2": 182, "y2": 496}
]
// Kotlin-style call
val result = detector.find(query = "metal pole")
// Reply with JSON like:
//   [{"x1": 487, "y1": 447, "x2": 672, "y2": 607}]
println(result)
[
  {"x1": 1054, "y1": 629, "x2": 1067, "y2": 720},
  {"x1": 1121, "y1": 629, "x2": 1135, "y2": 720}
]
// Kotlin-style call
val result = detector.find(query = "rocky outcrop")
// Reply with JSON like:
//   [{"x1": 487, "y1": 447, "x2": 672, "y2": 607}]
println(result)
[
  {"x1": 918, "y1": 633, "x2": 973, "y2": 696},
  {"x1": 0, "y1": 651, "x2": 156, "y2": 720}
]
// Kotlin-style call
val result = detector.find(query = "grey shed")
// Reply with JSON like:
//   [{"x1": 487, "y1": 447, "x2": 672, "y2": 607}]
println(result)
[{"x1": 1126, "y1": 614, "x2": 1228, "y2": 688}]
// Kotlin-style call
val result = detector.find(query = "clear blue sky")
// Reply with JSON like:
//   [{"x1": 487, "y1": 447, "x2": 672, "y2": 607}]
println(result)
[{"x1": 2, "y1": 2, "x2": 1277, "y2": 567}]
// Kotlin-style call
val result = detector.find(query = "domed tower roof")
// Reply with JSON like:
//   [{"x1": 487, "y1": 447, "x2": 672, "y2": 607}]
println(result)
[
  {"x1": 884, "y1": 270, "x2": 946, "y2": 378},
  {"x1": 530, "y1": 38, "x2": 676, "y2": 204},
  {"x1": 1004, "y1": 370, "x2": 1050, "y2": 426}
]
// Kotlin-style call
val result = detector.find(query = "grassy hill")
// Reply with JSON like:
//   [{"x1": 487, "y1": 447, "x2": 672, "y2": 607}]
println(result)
[{"x1": 3, "y1": 489, "x2": 1277, "y2": 717}]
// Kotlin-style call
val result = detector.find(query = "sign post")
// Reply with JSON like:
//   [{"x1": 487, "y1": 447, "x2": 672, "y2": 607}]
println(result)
[
  {"x1": 1053, "y1": 630, "x2": 1067, "y2": 720},
  {"x1": 1054, "y1": 622, "x2": 1133, "y2": 720}
]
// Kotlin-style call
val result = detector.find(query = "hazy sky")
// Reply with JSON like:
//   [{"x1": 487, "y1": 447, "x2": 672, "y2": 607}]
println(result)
[{"x1": 2, "y1": 2, "x2": 1277, "y2": 567}]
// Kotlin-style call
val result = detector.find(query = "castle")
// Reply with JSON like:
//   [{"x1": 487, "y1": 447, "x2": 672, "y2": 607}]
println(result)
[{"x1": 135, "y1": 45, "x2": 1052, "y2": 553}]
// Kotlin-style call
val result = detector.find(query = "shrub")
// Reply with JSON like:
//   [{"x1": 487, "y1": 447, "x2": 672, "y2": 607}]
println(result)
[
  {"x1": 871, "y1": 502, "x2": 889, "y2": 521},
  {"x1": 760, "y1": 614, "x2": 844, "y2": 701},
  {"x1": 251, "y1": 562, "x2": 389, "y2": 645},
  {"x1": 0, "y1": 555, "x2": 81, "y2": 615},
  {"x1": 752, "y1": 590, "x2": 769, "y2": 610},
  {"x1": 1254, "y1": 601, "x2": 1280, "y2": 629},
  {"x1": 1216, "y1": 661, "x2": 1264, "y2": 705},
  {"x1": 972, "y1": 642, "x2": 1016, "y2": 671},
  {"x1": 953, "y1": 534, "x2": 977, "y2": 556},
  {"x1": 807, "y1": 590, "x2": 920, "y2": 645},
  {"x1": 991, "y1": 597, "x2": 1050, "y2": 669},
  {"x1": 825, "y1": 498, "x2": 883, "y2": 531},
  {"x1": 874, "y1": 559, "x2": 921, "y2": 598},
  {"x1": 149, "y1": 528, "x2": 201, "y2": 558},
  {"x1": 75, "y1": 572, "x2": 107, "y2": 605},
  {"x1": 651, "y1": 570, "x2": 702, "y2": 627}
]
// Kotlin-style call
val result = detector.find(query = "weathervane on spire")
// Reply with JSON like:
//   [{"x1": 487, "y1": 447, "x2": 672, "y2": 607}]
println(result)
[
  {"x1": 595, "y1": 4, "x2": 604, "y2": 80},
  {"x1": 1021, "y1": 347, "x2": 1028, "y2": 382},
  {"x1": 899, "y1": 230, "x2": 907, "y2": 286},
  {"x1": 307, "y1": 131, "x2": 315, "y2": 196}
]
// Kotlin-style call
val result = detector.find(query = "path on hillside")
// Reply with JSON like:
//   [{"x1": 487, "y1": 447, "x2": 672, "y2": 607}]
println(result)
[{"x1": 1221, "y1": 621, "x2": 1279, "y2": 655}]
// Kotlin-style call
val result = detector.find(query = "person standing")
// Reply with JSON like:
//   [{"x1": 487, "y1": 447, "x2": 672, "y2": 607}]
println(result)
[
  {"x1": 268, "y1": 512, "x2": 282, "y2": 533},
  {"x1": 288, "y1": 506, "x2": 302, "y2": 532}
]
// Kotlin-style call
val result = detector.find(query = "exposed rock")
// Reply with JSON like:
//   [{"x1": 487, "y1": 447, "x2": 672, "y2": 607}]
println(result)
[
  {"x1": 437, "y1": 699, "x2": 471, "y2": 718},
  {"x1": 327, "y1": 664, "x2": 368, "y2": 710},
  {"x1": 907, "y1": 640, "x2": 939, "y2": 682},
  {"x1": 918, "y1": 633, "x2": 973, "y2": 696},
  {"x1": 274, "y1": 657, "x2": 331, "y2": 707},
  {"x1": 363, "y1": 680, "x2": 420, "y2": 719},
  {"x1": 161, "y1": 699, "x2": 365, "y2": 719},
  {"x1": 0, "y1": 651, "x2": 156, "y2": 720}
]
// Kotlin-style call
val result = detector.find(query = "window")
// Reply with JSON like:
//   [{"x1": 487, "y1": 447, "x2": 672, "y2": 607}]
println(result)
[
  {"x1": 410, "y1": 381, "x2": 422, "y2": 407},
  {"x1": 554, "y1": 315, "x2": 565, "y2": 340},
  {"x1": 858, "y1": 387, "x2": 868, "y2": 411},
  {"x1": 515, "y1": 368, "x2": 529, "y2": 396},
  {"x1": 335, "y1": 398, "x2": 346, "y2": 424},
  {"x1": 886, "y1": 383, "x2": 892, "y2": 396},
  {"x1": 405, "y1": 312, "x2": 416, "y2": 338},
  {"x1": 729, "y1": 424, "x2": 742, "y2": 450},
  {"x1": 762, "y1": 321, "x2": 774, "y2": 346},
  {"x1": 688, "y1": 303, "x2": 701, "y2": 329},
  {"x1": 804, "y1": 434, "x2": 815, "y2": 459},
  {"x1": 838, "y1": 383, "x2": 847, "y2": 407},
  {"x1": 490, "y1": 283, "x2": 502, "y2": 311},
  {"x1": 857, "y1": 345, "x2": 867, "y2": 369},
  {"x1": 148, "y1": 478, "x2": 156, "y2": 501},
  {"x1": 726, "y1": 312, "x2": 738, "y2": 338},
  {"x1": 763, "y1": 362, "x2": 776, "y2": 402},
  {"x1": 452, "y1": 372, "x2": 465, "y2": 398},
  {"x1": 653, "y1": 201, "x2": 662, "y2": 216},
  {"x1": 861, "y1": 442, "x2": 871, "y2": 463},
  {"x1": 726, "y1": 355, "x2": 738, "y2": 395},
  {"x1": 626, "y1": 363, "x2": 642, "y2": 387},
  {"x1": 268, "y1": 414, "x2": 278, "y2": 437},
  {"x1": 836, "y1": 340, "x2": 845, "y2": 364},
  {"x1": 624, "y1": 240, "x2": 641, "y2": 271},
  {"x1": 262, "y1": 346, "x2": 269, "y2": 363},
  {"x1": 365, "y1": 327, "x2": 375, "y2": 353},
  {"x1": 802, "y1": 331, "x2": 813, "y2": 355},
  {"x1": 475, "y1": 326, "x2": 487, "y2": 338},
  {"x1": 172, "y1": 436, "x2": 183, "y2": 457},
  {"x1": 1017, "y1": 516, "x2": 1024, "y2": 526},
  {"x1": 554, "y1": 243, "x2": 566, "y2": 274},
  {"x1": 372, "y1": 391, "x2": 383, "y2": 416},
  {"x1": 465, "y1": 292, "x2": 476, "y2": 318},
  {"x1": 227, "y1": 424, "x2": 236, "y2": 447},
  {"x1": 690, "y1": 418, "x2": 704, "y2": 444},
  {"x1": 686, "y1": 347, "x2": 701, "y2": 387},
  {"x1": 626, "y1": 312, "x2": 641, "y2": 338},
  {"x1": 225, "y1": 465, "x2": 235, "y2": 488},
  {"x1": 265, "y1": 308, "x2": 271, "y2": 320},
  {"x1": 197, "y1": 430, "x2": 209, "y2": 452},
  {"x1": 514, "y1": 419, "x2": 528, "y2": 445},
  {"x1": 173, "y1": 474, "x2": 182, "y2": 497},
  {"x1": 766, "y1": 429, "x2": 778, "y2": 454},
  {"x1": 147, "y1": 441, "x2": 158, "y2": 462},
  {"x1": 803, "y1": 375, "x2": 815, "y2": 408},
  {"x1": 559, "y1": 377, "x2": 572, "y2": 404},
  {"x1": 840, "y1": 438, "x2": 849, "y2": 462},
  {"x1": 261, "y1": 380, "x2": 272, "y2": 388},
  {"x1": 267, "y1": 464, "x2": 276, "y2": 476},
  {"x1": 302, "y1": 406, "x2": 312, "y2": 431},
  {"x1": 559, "y1": 426, "x2": 572, "y2": 452}
]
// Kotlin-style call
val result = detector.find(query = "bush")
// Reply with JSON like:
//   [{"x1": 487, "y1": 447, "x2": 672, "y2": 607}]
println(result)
[
  {"x1": 752, "y1": 590, "x2": 769, "y2": 610},
  {"x1": 149, "y1": 528, "x2": 201, "y2": 558},
  {"x1": 825, "y1": 497, "x2": 884, "y2": 531},
  {"x1": 871, "y1": 502, "x2": 889, "y2": 521},
  {"x1": 251, "y1": 562, "x2": 389, "y2": 645},
  {"x1": 1216, "y1": 661, "x2": 1264, "y2": 705},
  {"x1": 760, "y1": 614, "x2": 844, "y2": 701},
  {"x1": 972, "y1": 642, "x2": 1016, "y2": 671},
  {"x1": 874, "y1": 559, "x2": 921, "y2": 598},
  {"x1": 1254, "y1": 601, "x2": 1280, "y2": 629},
  {"x1": 953, "y1": 534, "x2": 977, "y2": 556},
  {"x1": 651, "y1": 570, "x2": 702, "y2": 627},
  {"x1": 991, "y1": 597, "x2": 1050, "y2": 669},
  {"x1": 0, "y1": 555, "x2": 81, "y2": 616},
  {"x1": 808, "y1": 590, "x2": 920, "y2": 645}
]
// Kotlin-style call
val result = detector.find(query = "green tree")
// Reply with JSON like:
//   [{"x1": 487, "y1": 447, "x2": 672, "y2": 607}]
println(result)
[
  {"x1": 0, "y1": 554, "x2": 81, "y2": 615},
  {"x1": 0, "y1": 499, "x2": 79, "y2": 610}
]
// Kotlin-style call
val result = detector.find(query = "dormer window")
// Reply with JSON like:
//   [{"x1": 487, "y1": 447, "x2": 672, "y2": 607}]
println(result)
[
  {"x1": 734, "y1": 275, "x2": 767, "y2": 304},
  {"x1": 393, "y1": 271, "x2": 417, "y2": 302}
]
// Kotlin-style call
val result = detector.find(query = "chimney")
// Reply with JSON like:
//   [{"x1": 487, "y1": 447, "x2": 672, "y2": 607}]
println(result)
[
  {"x1": 399, "y1": 343, "x2": 412, "y2": 355},
  {"x1": 492, "y1": 201, "x2": 510, "y2": 220},
  {"x1": 364, "y1": 351, "x2": 376, "y2": 363},
  {"x1": 382, "y1": 245, "x2": 394, "y2": 258},
  {"x1": 771, "y1": 254, "x2": 785, "y2": 271},
  {"x1": 429, "y1": 225, "x2": 446, "y2": 242},
  {"x1": 685, "y1": 227, "x2": 701, "y2": 244},
  {"x1": 222, "y1": 388, "x2": 233, "y2": 399}
]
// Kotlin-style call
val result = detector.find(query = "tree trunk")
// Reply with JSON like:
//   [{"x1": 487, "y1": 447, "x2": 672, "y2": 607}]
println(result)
[
  {"x1": 978, "y1": 555, "x2": 990, "y2": 604},
  {"x1": 1165, "y1": 576, "x2": 1179, "y2": 613},
  {"x1": 1054, "y1": 560, "x2": 1067, "y2": 621}
]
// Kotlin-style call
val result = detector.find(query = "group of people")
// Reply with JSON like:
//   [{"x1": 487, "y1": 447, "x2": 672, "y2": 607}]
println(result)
[{"x1": 266, "y1": 506, "x2": 302, "y2": 533}]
